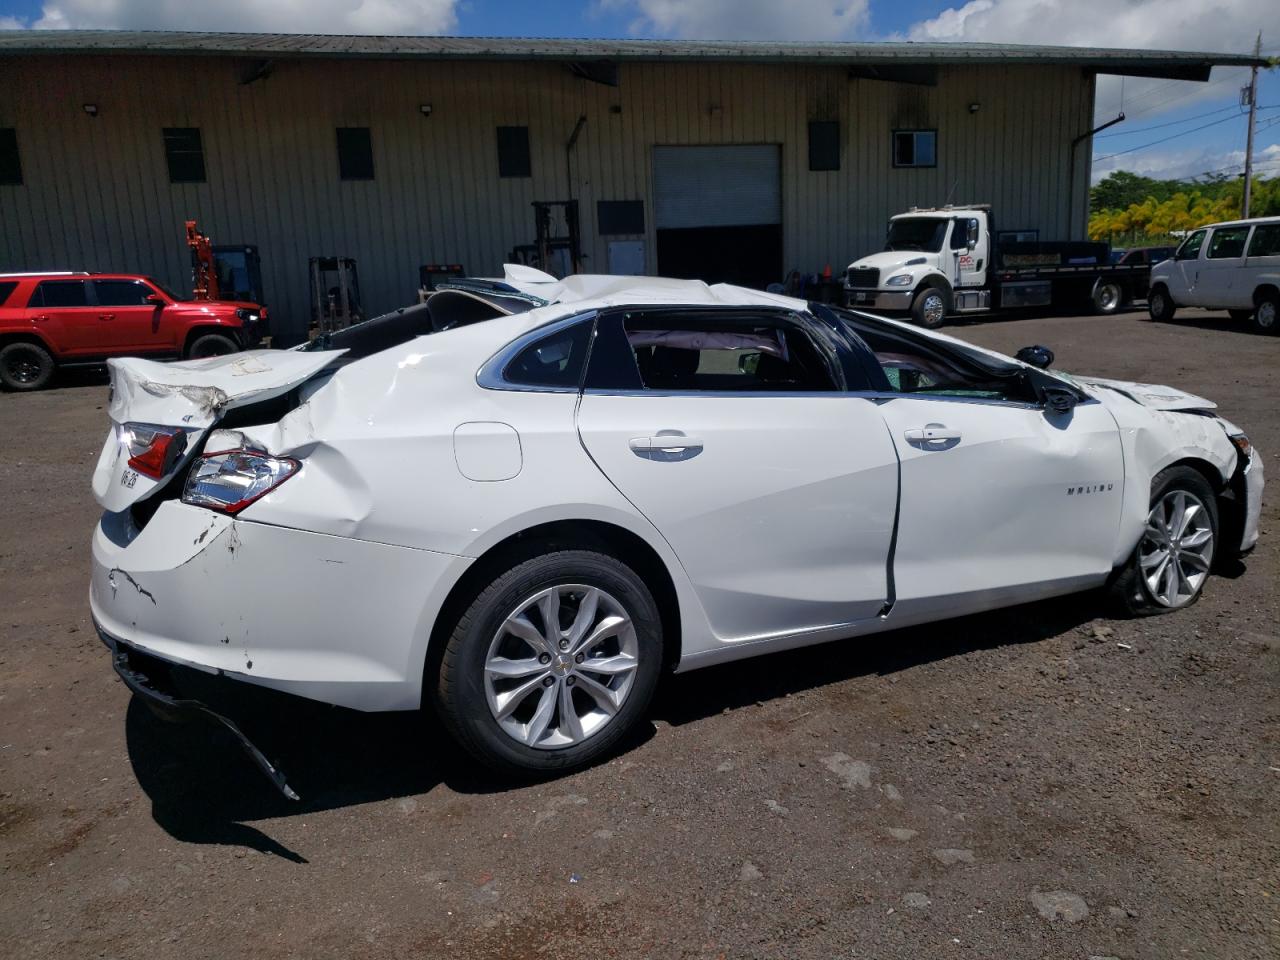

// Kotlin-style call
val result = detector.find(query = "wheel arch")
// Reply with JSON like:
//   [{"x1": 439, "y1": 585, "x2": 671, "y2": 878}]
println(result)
[
  {"x1": 0, "y1": 330, "x2": 57, "y2": 353},
  {"x1": 1253, "y1": 282, "x2": 1279, "y2": 306},
  {"x1": 913, "y1": 274, "x2": 953, "y2": 308},
  {"x1": 182, "y1": 323, "x2": 242, "y2": 354},
  {"x1": 422, "y1": 518, "x2": 685, "y2": 703}
]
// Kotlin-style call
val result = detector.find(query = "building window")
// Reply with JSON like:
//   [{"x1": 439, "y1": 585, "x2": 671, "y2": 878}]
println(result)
[
  {"x1": 892, "y1": 129, "x2": 936, "y2": 168},
  {"x1": 162, "y1": 127, "x2": 206, "y2": 183},
  {"x1": 598, "y1": 200, "x2": 645, "y2": 235},
  {"x1": 497, "y1": 126, "x2": 531, "y2": 178},
  {"x1": 0, "y1": 128, "x2": 21, "y2": 185},
  {"x1": 808, "y1": 121, "x2": 840, "y2": 172},
  {"x1": 336, "y1": 127, "x2": 375, "y2": 180}
]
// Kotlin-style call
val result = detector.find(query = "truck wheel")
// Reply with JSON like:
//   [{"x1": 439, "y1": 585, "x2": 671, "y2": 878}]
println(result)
[
  {"x1": 910, "y1": 287, "x2": 948, "y2": 329},
  {"x1": 186, "y1": 333, "x2": 239, "y2": 359},
  {"x1": 1252, "y1": 294, "x2": 1278, "y2": 334},
  {"x1": 0, "y1": 341, "x2": 55, "y2": 391},
  {"x1": 1092, "y1": 280, "x2": 1125, "y2": 315},
  {"x1": 1147, "y1": 286, "x2": 1176, "y2": 323}
]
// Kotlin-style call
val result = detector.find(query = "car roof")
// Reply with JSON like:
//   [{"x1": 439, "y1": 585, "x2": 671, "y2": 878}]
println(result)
[
  {"x1": 1198, "y1": 215, "x2": 1280, "y2": 230},
  {"x1": 0, "y1": 271, "x2": 148, "y2": 280}
]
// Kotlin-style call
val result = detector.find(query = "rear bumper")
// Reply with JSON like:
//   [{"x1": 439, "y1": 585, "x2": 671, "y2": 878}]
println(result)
[
  {"x1": 90, "y1": 500, "x2": 471, "y2": 712},
  {"x1": 98, "y1": 622, "x2": 299, "y2": 799},
  {"x1": 843, "y1": 288, "x2": 913, "y2": 311}
]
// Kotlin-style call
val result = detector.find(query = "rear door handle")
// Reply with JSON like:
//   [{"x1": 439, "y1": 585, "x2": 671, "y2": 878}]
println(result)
[
  {"x1": 904, "y1": 425, "x2": 962, "y2": 444},
  {"x1": 32, "y1": 314, "x2": 49, "y2": 322},
  {"x1": 99, "y1": 313, "x2": 116, "y2": 321},
  {"x1": 629, "y1": 435, "x2": 704, "y2": 453}
]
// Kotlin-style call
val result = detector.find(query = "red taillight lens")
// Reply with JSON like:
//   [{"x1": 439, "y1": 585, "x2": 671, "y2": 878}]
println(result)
[{"x1": 122, "y1": 424, "x2": 187, "y2": 479}]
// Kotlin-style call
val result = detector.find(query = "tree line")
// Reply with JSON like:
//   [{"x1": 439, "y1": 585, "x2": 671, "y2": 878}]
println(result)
[{"x1": 1088, "y1": 170, "x2": 1280, "y2": 245}]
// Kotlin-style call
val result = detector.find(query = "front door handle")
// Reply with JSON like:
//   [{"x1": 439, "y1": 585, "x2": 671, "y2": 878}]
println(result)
[
  {"x1": 32, "y1": 314, "x2": 49, "y2": 322},
  {"x1": 905, "y1": 424, "x2": 961, "y2": 445},
  {"x1": 98, "y1": 313, "x2": 116, "y2": 321}
]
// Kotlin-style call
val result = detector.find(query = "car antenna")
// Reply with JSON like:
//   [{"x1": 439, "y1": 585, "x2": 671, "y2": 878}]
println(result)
[{"x1": 942, "y1": 177, "x2": 960, "y2": 208}]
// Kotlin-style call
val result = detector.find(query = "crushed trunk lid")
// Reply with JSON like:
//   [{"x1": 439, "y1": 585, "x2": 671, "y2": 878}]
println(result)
[{"x1": 93, "y1": 349, "x2": 345, "y2": 512}]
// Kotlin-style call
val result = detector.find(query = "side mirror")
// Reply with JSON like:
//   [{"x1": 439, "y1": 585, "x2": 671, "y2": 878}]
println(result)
[
  {"x1": 145, "y1": 295, "x2": 164, "y2": 306},
  {"x1": 966, "y1": 220, "x2": 980, "y2": 249},
  {"x1": 1041, "y1": 385, "x2": 1078, "y2": 415},
  {"x1": 1015, "y1": 344, "x2": 1054, "y2": 369}
]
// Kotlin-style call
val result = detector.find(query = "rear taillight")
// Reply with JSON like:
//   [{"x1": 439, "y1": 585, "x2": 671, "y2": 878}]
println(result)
[
  {"x1": 122, "y1": 423, "x2": 187, "y2": 479},
  {"x1": 182, "y1": 449, "x2": 299, "y2": 515}
]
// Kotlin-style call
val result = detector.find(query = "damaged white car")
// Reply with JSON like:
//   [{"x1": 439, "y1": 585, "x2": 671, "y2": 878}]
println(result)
[{"x1": 90, "y1": 269, "x2": 1263, "y2": 794}]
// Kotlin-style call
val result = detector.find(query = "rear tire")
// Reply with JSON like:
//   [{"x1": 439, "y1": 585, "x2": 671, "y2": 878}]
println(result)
[
  {"x1": 910, "y1": 286, "x2": 948, "y2": 329},
  {"x1": 1146, "y1": 286, "x2": 1176, "y2": 323},
  {"x1": 434, "y1": 550, "x2": 663, "y2": 775},
  {"x1": 0, "y1": 341, "x2": 55, "y2": 391},
  {"x1": 1092, "y1": 279, "x2": 1125, "y2": 315},
  {"x1": 1252, "y1": 294, "x2": 1278, "y2": 335},
  {"x1": 1108, "y1": 466, "x2": 1218, "y2": 617},
  {"x1": 186, "y1": 333, "x2": 239, "y2": 359}
]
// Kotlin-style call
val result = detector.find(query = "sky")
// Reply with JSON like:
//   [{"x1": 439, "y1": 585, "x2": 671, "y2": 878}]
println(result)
[{"x1": 0, "y1": 0, "x2": 1275, "y2": 185}]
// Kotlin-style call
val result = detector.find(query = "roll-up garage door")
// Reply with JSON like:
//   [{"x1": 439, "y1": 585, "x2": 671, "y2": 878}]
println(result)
[{"x1": 653, "y1": 145, "x2": 782, "y2": 229}]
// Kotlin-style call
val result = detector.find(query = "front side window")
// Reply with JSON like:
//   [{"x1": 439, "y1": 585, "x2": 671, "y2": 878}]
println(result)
[
  {"x1": 893, "y1": 130, "x2": 936, "y2": 168},
  {"x1": 30, "y1": 280, "x2": 89, "y2": 308},
  {"x1": 94, "y1": 279, "x2": 156, "y2": 306},
  {"x1": 1206, "y1": 226, "x2": 1250, "y2": 260},
  {"x1": 162, "y1": 127, "x2": 206, "y2": 183},
  {"x1": 623, "y1": 316, "x2": 836, "y2": 392},
  {"x1": 886, "y1": 217, "x2": 948, "y2": 253},
  {"x1": 1175, "y1": 230, "x2": 1206, "y2": 261},
  {"x1": 1247, "y1": 224, "x2": 1280, "y2": 258}
]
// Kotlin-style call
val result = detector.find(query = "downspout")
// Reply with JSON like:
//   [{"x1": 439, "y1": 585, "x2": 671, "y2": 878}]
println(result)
[
  {"x1": 1069, "y1": 110, "x2": 1125, "y2": 238},
  {"x1": 565, "y1": 114, "x2": 587, "y2": 201}
]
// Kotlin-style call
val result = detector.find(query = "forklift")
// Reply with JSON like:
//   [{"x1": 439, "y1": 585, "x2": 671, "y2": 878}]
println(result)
[
  {"x1": 185, "y1": 220, "x2": 264, "y2": 303},
  {"x1": 508, "y1": 200, "x2": 582, "y2": 278},
  {"x1": 309, "y1": 257, "x2": 364, "y2": 334}
]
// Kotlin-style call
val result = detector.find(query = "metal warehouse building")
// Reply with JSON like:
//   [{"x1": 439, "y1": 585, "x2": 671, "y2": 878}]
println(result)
[{"x1": 0, "y1": 32, "x2": 1256, "y2": 343}]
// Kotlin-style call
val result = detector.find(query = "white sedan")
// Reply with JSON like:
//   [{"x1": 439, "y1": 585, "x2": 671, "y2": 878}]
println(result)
[{"x1": 90, "y1": 269, "x2": 1263, "y2": 793}]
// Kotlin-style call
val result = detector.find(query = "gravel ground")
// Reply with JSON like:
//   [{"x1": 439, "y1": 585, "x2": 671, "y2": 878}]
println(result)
[{"x1": 1, "y1": 308, "x2": 1276, "y2": 960}]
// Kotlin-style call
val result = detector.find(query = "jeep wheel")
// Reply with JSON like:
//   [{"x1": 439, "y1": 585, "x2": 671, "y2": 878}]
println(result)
[
  {"x1": 186, "y1": 333, "x2": 239, "y2": 359},
  {"x1": 0, "y1": 341, "x2": 55, "y2": 391}
]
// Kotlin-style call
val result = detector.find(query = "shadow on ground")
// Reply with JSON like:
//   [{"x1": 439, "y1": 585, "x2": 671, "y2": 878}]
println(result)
[{"x1": 125, "y1": 591, "x2": 1100, "y2": 857}]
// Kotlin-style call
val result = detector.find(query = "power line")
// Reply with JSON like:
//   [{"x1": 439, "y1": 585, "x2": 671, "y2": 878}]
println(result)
[
  {"x1": 1095, "y1": 103, "x2": 1239, "y2": 138},
  {"x1": 1094, "y1": 112, "x2": 1247, "y2": 162}
]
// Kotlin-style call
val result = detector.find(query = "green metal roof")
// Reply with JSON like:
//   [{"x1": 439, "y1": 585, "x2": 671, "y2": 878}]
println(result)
[{"x1": 0, "y1": 30, "x2": 1264, "y2": 81}]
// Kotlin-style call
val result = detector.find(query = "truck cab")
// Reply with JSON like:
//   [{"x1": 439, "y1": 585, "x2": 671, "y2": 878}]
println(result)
[{"x1": 844, "y1": 208, "x2": 991, "y2": 328}]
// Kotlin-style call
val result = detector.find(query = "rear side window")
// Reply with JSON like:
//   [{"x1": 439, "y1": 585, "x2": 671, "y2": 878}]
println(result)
[
  {"x1": 94, "y1": 279, "x2": 155, "y2": 306},
  {"x1": 1247, "y1": 224, "x2": 1280, "y2": 258},
  {"x1": 0, "y1": 280, "x2": 17, "y2": 305},
  {"x1": 503, "y1": 320, "x2": 593, "y2": 388},
  {"x1": 1206, "y1": 226, "x2": 1249, "y2": 259},
  {"x1": 31, "y1": 280, "x2": 89, "y2": 308},
  {"x1": 623, "y1": 316, "x2": 837, "y2": 392}
]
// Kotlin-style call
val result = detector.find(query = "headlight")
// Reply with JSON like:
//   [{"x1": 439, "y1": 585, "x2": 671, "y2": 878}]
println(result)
[
  {"x1": 886, "y1": 273, "x2": 913, "y2": 286},
  {"x1": 235, "y1": 308, "x2": 260, "y2": 322}
]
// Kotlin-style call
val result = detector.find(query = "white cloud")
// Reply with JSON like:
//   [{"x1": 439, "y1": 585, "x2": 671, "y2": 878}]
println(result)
[
  {"x1": 11, "y1": 0, "x2": 459, "y2": 34},
  {"x1": 597, "y1": 0, "x2": 871, "y2": 41},
  {"x1": 0, "y1": 16, "x2": 25, "y2": 29},
  {"x1": 1092, "y1": 140, "x2": 1280, "y2": 182}
]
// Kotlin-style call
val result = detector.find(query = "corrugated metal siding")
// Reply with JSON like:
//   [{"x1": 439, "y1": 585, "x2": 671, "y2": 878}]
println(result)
[
  {"x1": 653, "y1": 145, "x2": 781, "y2": 229},
  {"x1": 0, "y1": 55, "x2": 1093, "y2": 341}
]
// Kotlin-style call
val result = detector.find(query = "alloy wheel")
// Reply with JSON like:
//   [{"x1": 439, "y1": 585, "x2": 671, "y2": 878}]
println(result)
[
  {"x1": 1097, "y1": 283, "x2": 1120, "y2": 312},
  {"x1": 1138, "y1": 489, "x2": 1214, "y2": 608},
  {"x1": 483, "y1": 584, "x2": 640, "y2": 749},
  {"x1": 922, "y1": 294, "x2": 945, "y2": 326},
  {"x1": 7, "y1": 352, "x2": 42, "y2": 383}
]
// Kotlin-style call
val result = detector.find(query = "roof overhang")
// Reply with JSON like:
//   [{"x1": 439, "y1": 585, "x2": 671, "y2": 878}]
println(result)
[{"x1": 0, "y1": 31, "x2": 1265, "y2": 82}]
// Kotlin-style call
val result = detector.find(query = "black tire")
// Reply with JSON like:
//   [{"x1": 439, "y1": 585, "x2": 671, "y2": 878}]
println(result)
[
  {"x1": 186, "y1": 333, "x2": 239, "y2": 359},
  {"x1": 1092, "y1": 279, "x2": 1125, "y2": 315},
  {"x1": 434, "y1": 549, "x2": 663, "y2": 775},
  {"x1": 1108, "y1": 465, "x2": 1219, "y2": 617},
  {"x1": 0, "y1": 341, "x2": 55, "y2": 391},
  {"x1": 1146, "y1": 286, "x2": 1176, "y2": 323},
  {"x1": 1228, "y1": 308, "x2": 1254, "y2": 323},
  {"x1": 1252, "y1": 293, "x2": 1279, "y2": 335},
  {"x1": 910, "y1": 286, "x2": 948, "y2": 329}
]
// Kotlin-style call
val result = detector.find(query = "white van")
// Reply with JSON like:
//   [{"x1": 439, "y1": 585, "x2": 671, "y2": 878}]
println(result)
[{"x1": 1148, "y1": 216, "x2": 1280, "y2": 334}]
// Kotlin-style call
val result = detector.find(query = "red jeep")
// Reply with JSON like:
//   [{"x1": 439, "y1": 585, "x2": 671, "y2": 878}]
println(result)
[{"x1": 0, "y1": 272, "x2": 268, "y2": 391}]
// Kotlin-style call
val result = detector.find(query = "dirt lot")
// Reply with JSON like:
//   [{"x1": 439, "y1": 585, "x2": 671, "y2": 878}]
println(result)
[{"x1": 1, "y1": 308, "x2": 1276, "y2": 960}]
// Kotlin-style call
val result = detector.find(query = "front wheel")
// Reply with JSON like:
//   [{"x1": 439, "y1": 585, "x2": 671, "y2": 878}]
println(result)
[
  {"x1": 910, "y1": 286, "x2": 948, "y2": 329},
  {"x1": 1108, "y1": 466, "x2": 1218, "y2": 616},
  {"x1": 186, "y1": 333, "x2": 239, "y2": 359},
  {"x1": 434, "y1": 550, "x2": 663, "y2": 775},
  {"x1": 1252, "y1": 294, "x2": 1278, "y2": 335},
  {"x1": 1147, "y1": 286, "x2": 1176, "y2": 323}
]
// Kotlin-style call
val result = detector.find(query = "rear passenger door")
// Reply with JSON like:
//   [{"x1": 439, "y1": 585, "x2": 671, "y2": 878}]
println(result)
[
  {"x1": 92, "y1": 279, "x2": 168, "y2": 352},
  {"x1": 24, "y1": 279, "x2": 96, "y2": 356},
  {"x1": 575, "y1": 308, "x2": 900, "y2": 642}
]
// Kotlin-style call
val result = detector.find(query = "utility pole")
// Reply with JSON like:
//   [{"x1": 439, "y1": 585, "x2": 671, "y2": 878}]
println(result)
[{"x1": 1242, "y1": 32, "x2": 1261, "y2": 218}]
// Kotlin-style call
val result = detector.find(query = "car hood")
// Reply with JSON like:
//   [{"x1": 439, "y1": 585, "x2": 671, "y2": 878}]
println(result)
[
  {"x1": 845, "y1": 250, "x2": 934, "y2": 273},
  {"x1": 93, "y1": 349, "x2": 345, "y2": 511},
  {"x1": 1065, "y1": 374, "x2": 1217, "y2": 412}
]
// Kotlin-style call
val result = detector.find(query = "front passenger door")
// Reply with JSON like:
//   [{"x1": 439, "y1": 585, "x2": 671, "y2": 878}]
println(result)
[
  {"x1": 1172, "y1": 229, "x2": 1207, "y2": 305},
  {"x1": 91, "y1": 279, "x2": 168, "y2": 352},
  {"x1": 576, "y1": 310, "x2": 900, "y2": 642}
]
